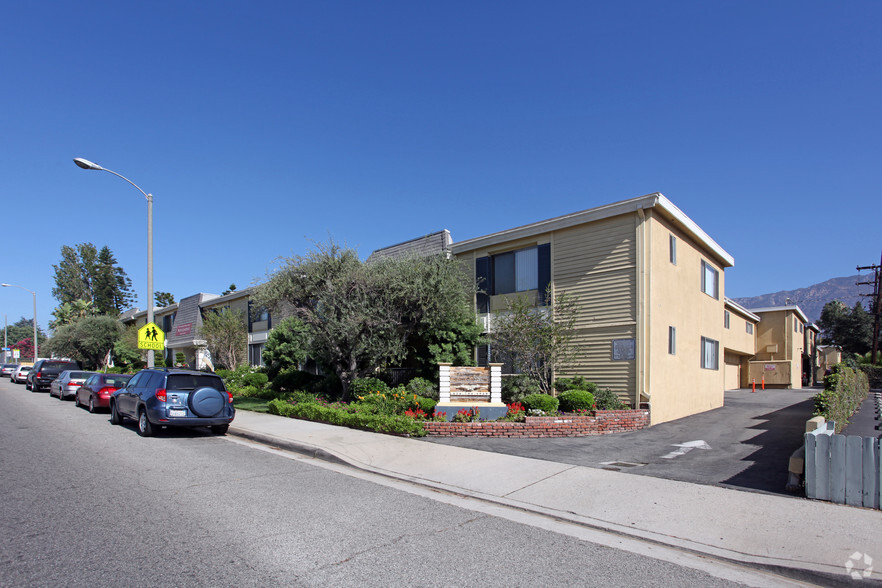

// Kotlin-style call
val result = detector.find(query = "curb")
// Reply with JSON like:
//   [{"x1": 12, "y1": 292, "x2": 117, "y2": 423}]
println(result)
[
  {"x1": 228, "y1": 426, "x2": 350, "y2": 467},
  {"x1": 227, "y1": 422, "x2": 849, "y2": 586}
]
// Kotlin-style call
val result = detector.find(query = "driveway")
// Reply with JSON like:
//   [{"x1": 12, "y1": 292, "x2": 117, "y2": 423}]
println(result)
[{"x1": 424, "y1": 388, "x2": 819, "y2": 495}]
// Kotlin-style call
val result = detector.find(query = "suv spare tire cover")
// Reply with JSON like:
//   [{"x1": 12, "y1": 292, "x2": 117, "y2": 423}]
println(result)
[{"x1": 188, "y1": 387, "x2": 226, "y2": 417}]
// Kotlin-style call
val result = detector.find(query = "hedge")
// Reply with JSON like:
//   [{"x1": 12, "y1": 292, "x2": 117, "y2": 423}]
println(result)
[{"x1": 813, "y1": 363, "x2": 870, "y2": 433}]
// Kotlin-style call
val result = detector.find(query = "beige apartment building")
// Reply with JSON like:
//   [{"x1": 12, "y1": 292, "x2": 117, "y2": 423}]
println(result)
[
  {"x1": 452, "y1": 192, "x2": 735, "y2": 425},
  {"x1": 722, "y1": 299, "x2": 760, "y2": 389},
  {"x1": 746, "y1": 305, "x2": 811, "y2": 388}
]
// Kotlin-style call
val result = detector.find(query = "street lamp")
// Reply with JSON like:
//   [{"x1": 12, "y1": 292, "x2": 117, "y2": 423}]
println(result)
[
  {"x1": 73, "y1": 157, "x2": 155, "y2": 367},
  {"x1": 1, "y1": 283, "x2": 37, "y2": 362}
]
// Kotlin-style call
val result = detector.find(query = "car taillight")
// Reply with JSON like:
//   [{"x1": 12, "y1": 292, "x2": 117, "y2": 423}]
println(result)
[
  {"x1": 36, "y1": 371, "x2": 42, "y2": 378},
  {"x1": 155, "y1": 388, "x2": 167, "y2": 402},
  {"x1": 227, "y1": 391, "x2": 234, "y2": 403},
  {"x1": 99, "y1": 387, "x2": 116, "y2": 395}
]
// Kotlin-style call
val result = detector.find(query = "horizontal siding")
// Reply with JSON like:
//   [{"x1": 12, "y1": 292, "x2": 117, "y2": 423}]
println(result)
[
  {"x1": 557, "y1": 325, "x2": 637, "y2": 400},
  {"x1": 554, "y1": 215, "x2": 636, "y2": 327}
]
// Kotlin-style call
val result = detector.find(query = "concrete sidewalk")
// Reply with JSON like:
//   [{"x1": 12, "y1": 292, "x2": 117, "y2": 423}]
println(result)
[{"x1": 229, "y1": 410, "x2": 882, "y2": 584}]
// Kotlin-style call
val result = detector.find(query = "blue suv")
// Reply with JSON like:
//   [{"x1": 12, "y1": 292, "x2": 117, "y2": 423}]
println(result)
[{"x1": 110, "y1": 368, "x2": 235, "y2": 437}]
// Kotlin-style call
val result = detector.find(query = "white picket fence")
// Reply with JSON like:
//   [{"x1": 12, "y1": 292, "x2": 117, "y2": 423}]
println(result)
[{"x1": 805, "y1": 423, "x2": 881, "y2": 509}]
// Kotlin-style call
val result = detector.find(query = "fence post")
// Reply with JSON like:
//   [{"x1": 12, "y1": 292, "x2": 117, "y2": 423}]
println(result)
[
  {"x1": 863, "y1": 437, "x2": 879, "y2": 509},
  {"x1": 805, "y1": 433, "x2": 817, "y2": 498},
  {"x1": 831, "y1": 435, "x2": 847, "y2": 504},
  {"x1": 846, "y1": 436, "x2": 863, "y2": 507}
]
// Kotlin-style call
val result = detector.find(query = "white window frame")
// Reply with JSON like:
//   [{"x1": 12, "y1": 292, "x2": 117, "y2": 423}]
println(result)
[{"x1": 746, "y1": 322, "x2": 753, "y2": 335}]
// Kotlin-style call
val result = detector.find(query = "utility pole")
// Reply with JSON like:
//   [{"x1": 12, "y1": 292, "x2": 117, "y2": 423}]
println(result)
[{"x1": 857, "y1": 249, "x2": 882, "y2": 365}]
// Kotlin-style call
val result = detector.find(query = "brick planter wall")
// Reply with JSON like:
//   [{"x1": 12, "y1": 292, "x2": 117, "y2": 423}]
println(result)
[{"x1": 423, "y1": 409, "x2": 650, "y2": 437}]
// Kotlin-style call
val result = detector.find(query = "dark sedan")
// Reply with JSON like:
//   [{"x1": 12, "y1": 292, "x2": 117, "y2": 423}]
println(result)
[{"x1": 74, "y1": 373, "x2": 133, "y2": 413}]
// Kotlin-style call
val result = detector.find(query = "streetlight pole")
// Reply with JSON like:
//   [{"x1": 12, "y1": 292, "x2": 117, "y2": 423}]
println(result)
[
  {"x1": 1, "y1": 283, "x2": 37, "y2": 362},
  {"x1": 73, "y1": 158, "x2": 155, "y2": 367}
]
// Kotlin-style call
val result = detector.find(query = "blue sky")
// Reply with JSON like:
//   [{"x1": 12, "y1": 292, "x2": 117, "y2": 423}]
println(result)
[{"x1": 1, "y1": 1, "x2": 879, "y2": 332}]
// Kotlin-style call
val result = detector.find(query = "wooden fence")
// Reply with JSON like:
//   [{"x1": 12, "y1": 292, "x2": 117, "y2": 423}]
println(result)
[{"x1": 805, "y1": 424, "x2": 881, "y2": 509}]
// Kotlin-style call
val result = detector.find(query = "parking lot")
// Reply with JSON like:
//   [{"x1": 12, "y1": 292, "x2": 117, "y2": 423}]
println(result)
[{"x1": 426, "y1": 388, "x2": 819, "y2": 495}]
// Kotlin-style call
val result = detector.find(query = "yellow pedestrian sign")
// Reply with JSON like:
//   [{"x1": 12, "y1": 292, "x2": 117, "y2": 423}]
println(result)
[{"x1": 138, "y1": 322, "x2": 165, "y2": 350}]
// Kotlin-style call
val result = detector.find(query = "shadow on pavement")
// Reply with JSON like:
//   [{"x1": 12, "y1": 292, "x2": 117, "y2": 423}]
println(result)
[{"x1": 720, "y1": 398, "x2": 814, "y2": 494}]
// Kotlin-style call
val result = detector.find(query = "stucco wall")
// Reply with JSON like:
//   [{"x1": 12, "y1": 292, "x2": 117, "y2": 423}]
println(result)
[{"x1": 646, "y1": 212, "x2": 726, "y2": 424}]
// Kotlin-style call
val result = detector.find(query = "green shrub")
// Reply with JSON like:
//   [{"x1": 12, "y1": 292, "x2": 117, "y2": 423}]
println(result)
[
  {"x1": 405, "y1": 377, "x2": 438, "y2": 401},
  {"x1": 217, "y1": 365, "x2": 271, "y2": 397},
  {"x1": 410, "y1": 395, "x2": 436, "y2": 415},
  {"x1": 594, "y1": 387, "x2": 627, "y2": 410},
  {"x1": 522, "y1": 393, "x2": 559, "y2": 413},
  {"x1": 268, "y1": 399, "x2": 426, "y2": 436},
  {"x1": 558, "y1": 390, "x2": 595, "y2": 412},
  {"x1": 814, "y1": 363, "x2": 869, "y2": 432},
  {"x1": 553, "y1": 376, "x2": 597, "y2": 394},
  {"x1": 502, "y1": 374, "x2": 541, "y2": 404},
  {"x1": 350, "y1": 377, "x2": 389, "y2": 398}
]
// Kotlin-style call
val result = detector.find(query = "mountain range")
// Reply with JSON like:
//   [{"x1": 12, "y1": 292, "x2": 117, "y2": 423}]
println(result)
[{"x1": 731, "y1": 274, "x2": 872, "y2": 324}]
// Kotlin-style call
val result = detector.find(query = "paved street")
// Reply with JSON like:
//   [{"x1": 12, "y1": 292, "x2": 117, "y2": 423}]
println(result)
[
  {"x1": 0, "y1": 378, "x2": 760, "y2": 587},
  {"x1": 426, "y1": 389, "x2": 818, "y2": 494}
]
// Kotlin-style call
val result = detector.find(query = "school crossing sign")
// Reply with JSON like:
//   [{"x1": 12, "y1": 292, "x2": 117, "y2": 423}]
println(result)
[{"x1": 137, "y1": 322, "x2": 165, "y2": 350}]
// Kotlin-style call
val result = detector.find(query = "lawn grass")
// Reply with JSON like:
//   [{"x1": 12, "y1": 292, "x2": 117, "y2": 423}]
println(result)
[{"x1": 233, "y1": 396, "x2": 271, "y2": 413}]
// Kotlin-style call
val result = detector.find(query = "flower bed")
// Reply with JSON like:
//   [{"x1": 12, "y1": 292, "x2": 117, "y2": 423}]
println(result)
[{"x1": 423, "y1": 409, "x2": 649, "y2": 437}]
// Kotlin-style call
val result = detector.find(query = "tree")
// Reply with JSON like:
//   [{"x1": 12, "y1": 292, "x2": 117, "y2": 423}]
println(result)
[
  {"x1": 222, "y1": 283, "x2": 237, "y2": 296},
  {"x1": 199, "y1": 308, "x2": 248, "y2": 369},
  {"x1": 51, "y1": 243, "x2": 135, "y2": 314},
  {"x1": 254, "y1": 243, "x2": 480, "y2": 399},
  {"x1": 10, "y1": 337, "x2": 36, "y2": 360},
  {"x1": 50, "y1": 299, "x2": 98, "y2": 329},
  {"x1": 154, "y1": 291, "x2": 175, "y2": 307},
  {"x1": 491, "y1": 288, "x2": 580, "y2": 395},
  {"x1": 819, "y1": 300, "x2": 873, "y2": 354},
  {"x1": 4, "y1": 317, "x2": 47, "y2": 347},
  {"x1": 92, "y1": 246, "x2": 135, "y2": 314},
  {"x1": 261, "y1": 316, "x2": 312, "y2": 379},
  {"x1": 44, "y1": 315, "x2": 124, "y2": 370}
]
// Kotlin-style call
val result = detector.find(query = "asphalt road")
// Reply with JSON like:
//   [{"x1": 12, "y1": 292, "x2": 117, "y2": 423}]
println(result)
[
  {"x1": 0, "y1": 377, "x2": 759, "y2": 587},
  {"x1": 426, "y1": 389, "x2": 818, "y2": 495}
]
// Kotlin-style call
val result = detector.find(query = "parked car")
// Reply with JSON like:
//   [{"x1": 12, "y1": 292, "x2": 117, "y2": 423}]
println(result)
[
  {"x1": 26, "y1": 359, "x2": 81, "y2": 392},
  {"x1": 110, "y1": 368, "x2": 235, "y2": 437},
  {"x1": 1, "y1": 363, "x2": 19, "y2": 377},
  {"x1": 74, "y1": 373, "x2": 132, "y2": 413},
  {"x1": 49, "y1": 370, "x2": 95, "y2": 400},
  {"x1": 11, "y1": 365, "x2": 31, "y2": 383}
]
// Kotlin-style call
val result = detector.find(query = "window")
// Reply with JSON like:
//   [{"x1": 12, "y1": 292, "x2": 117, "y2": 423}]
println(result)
[
  {"x1": 476, "y1": 244, "x2": 551, "y2": 310},
  {"x1": 249, "y1": 343, "x2": 265, "y2": 367},
  {"x1": 724, "y1": 310, "x2": 730, "y2": 329},
  {"x1": 700, "y1": 337, "x2": 719, "y2": 370},
  {"x1": 668, "y1": 326, "x2": 676, "y2": 355},
  {"x1": 669, "y1": 235, "x2": 677, "y2": 265},
  {"x1": 701, "y1": 260, "x2": 719, "y2": 299},
  {"x1": 746, "y1": 322, "x2": 753, "y2": 335}
]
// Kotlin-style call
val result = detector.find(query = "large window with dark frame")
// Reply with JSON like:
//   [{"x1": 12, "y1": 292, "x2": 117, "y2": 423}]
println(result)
[{"x1": 475, "y1": 244, "x2": 551, "y2": 312}]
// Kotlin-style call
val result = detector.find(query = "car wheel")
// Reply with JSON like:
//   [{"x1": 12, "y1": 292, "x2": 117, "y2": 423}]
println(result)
[
  {"x1": 137, "y1": 410, "x2": 155, "y2": 437},
  {"x1": 25, "y1": 380, "x2": 30, "y2": 391},
  {"x1": 88, "y1": 397, "x2": 96, "y2": 414},
  {"x1": 110, "y1": 402, "x2": 124, "y2": 425},
  {"x1": 210, "y1": 424, "x2": 229, "y2": 435}
]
